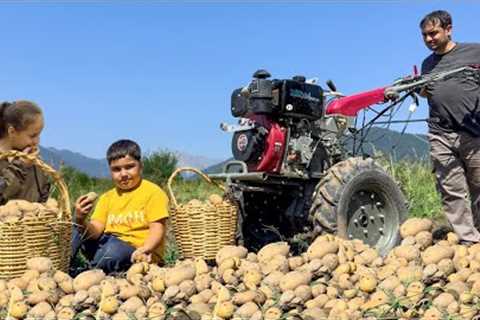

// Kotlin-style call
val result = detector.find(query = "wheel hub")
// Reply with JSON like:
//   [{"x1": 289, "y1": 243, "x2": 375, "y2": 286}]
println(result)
[{"x1": 347, "y1": 190, "x2": 393, "y2": 248}]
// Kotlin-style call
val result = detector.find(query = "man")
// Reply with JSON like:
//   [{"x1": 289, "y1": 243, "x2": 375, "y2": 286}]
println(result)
[{"x1": 419, "y1": 10, "x2": 480, "y2": 244}]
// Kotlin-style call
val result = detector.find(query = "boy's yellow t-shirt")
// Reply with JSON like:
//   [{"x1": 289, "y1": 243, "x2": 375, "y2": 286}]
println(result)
[{"x1": 91, "y1": 179, "x2": 169, "y2": 260}]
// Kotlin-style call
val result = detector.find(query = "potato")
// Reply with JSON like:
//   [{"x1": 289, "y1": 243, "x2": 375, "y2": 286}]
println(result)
[
  {"x1": 279, "y1": 271, "x2": 312, "y2": 292},
  {"x1": 188, "y1": 199, "x2": 203, "y2": 206},
  {"x1": 415, "y1": 231, "x2": 433, "y2": 249},
  {"x1": 261, "y1": 255, "x2": 289, "y2": 275},
  {"x1": 38, "y1": 277, "x2": 57, "y2": 291},
  {"x1": 74, "y1": 290, "x2": 89, "y2": 304},
  {"x1": 343, "y1": 288, "x2": 358, "y2": 299},
  {"x1": 321, "y1": 254, "x2": 339, "y2": 271},
  {"x1": 394, "y1": 245, "x2": 420, "y2": 261},
  {"x1": 218, "y1": 257, "x2": 240, "y2": 275},
  {"x1": 58, "y1": 279, "x2": 74, "y2": 294},
  {"x1": 294, "y1": 284, "x2": 312, "y2": 302},
  {"x1": 208, "y1": 193, "x2": 223, "y2": 205},
  {"x1": 152, "y1": 276, "x2": 166, "y2": 293},
  {"x1": 437, "y1": 258, "x2": 455, "y2": 276},
  {"x1": 423, "y1": 307, "x2": 442, "y2": 319},
  {"x1": 257, "y1": 242, "x2": 290, "y2": 263},
  {"x1": 265, "y1": 307, "x2": 283, "y2": 320},
  {"x1": 194, "y1": 258, "x2": 209, "y2": 275},
  {"x1": 85, "y1": 191, "x2": 98, "y2": 202},
  {"x1": 165, "y1": 264, "x2": 196, "y2": 287},
  {"x1": 28, "y1": 301, "x2": 53, "y2": 318},
  {"x1": 234, "y1": 301, "x2": 259, "y2": 318},
  {"x1": 179, "y1": 280, "x2": 196, "y2": 297},
  {"x1": 188, "y1": 302, "x2": 212, "y2": 315},
  {"x1": 120, "y1": 296, "x2": 144, "y2": 313},
  {"x1": 73, "y1": 269, "x2": 105, "y2": 292},
  {"x1": 22, "y1": 270, "x2": 40, "y2": 283},
  {"x1": 214, "y1": 300, "x2": 235, "y2": 318},
  {"x1": 288, "y1": 256, "x2": 304, "y2": 270},
  {"x1": 422, "y1": 245, "x2": 455, "y2": 265},
  {"x1": 112, "y1": 311, "x2": 130, "y2": 320},
  {"x1": 163, "y1": 285, "x2": 180, "y2": 301},
  {"x1": 26, "y1": 257, "x2": 53, "y2": 273},
  {"x1": 9, "y1": 301, "x2": 28, "y2": 319},
  {"x1": 307, "y1": 239, "x2": 339, "y2": 260},
  {"x1": 400, "y1": 218, "x2": 432, "y2": 238},
  {"x1": 311, "y1": 283, "x2": 326, "y2": 298},
  {"x1": 358, "y1": 274, "x2": 377, "y2": 293},
  {"x1": 397, "y1": 265, "x2": 423, "y2": 283},
  {"x1": 26, "y1": 290, "x2": 50, "y2": 304},
  {"x1": 232, "y1": 290, "x2": 257, "y2": 305},
  {"x1": 101, "y1": 296, "x2": 120, "y2": 314},
  {"x1": 53, "y1": 271, "x2": 71, "y2": 283},
  {"x1": 262, "y1": 270, "x2": 284, "y2": 287},
  {"x1": 148, "y1": 302, "x2": 167, "y2": 318},
  {"x1": 56, "y1": 307, "x2": 76, "y2": 320},
  {"x1": 118, "y1": 284, "x2": 140, "y2": 300},
  {"x1": 243, "y1": 269, "x2": 262, "y2": 289},
  {"x1": 8, "y1": 277, "x2": 28, "y2": 291},
  {"x1": 57, "y1": 294, "x2": 74, "y2": 308},
  {"x1": 305, "y1": 293, "x2": 329, "y2": 309},
  {"x1": 9, "y1": 286, "x2": 24, "y2": 302},
  {"x1": 304, "y1": 308, "x2": 329, "y2": 320},
  {"x1": 361, "y1": 291, "x2": 389, "y2": 311},
  {"x1": 87, "y1": 284, "x2": 102, "y2": 302},
  {"x1": 222, "y1": 269, "x2": 238, "y2": 286},
  {"x1": 216, "y1": 245, "x2": 248, "y2": 266},
  {"x1": 433, "y1": 292, "x2": 455, "y2": 309},
  {"x1": 135, "y1": 306, "x2": 147, "y2": 320}
]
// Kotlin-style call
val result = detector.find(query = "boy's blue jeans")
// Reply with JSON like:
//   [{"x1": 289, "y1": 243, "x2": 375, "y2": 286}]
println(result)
[{"x1": 71, "y1": 227, "x2": 135, "y2": 275}]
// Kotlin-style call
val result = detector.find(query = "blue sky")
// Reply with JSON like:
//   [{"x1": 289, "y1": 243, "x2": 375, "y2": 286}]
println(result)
[{"x1": 1, "y1": 1, "x2": 478, "y2": 160}]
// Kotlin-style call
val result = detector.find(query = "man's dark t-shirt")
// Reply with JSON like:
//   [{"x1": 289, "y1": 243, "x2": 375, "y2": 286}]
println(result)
[{"x1": 421, "y1": 43, "x2": 480, "y2": 136}]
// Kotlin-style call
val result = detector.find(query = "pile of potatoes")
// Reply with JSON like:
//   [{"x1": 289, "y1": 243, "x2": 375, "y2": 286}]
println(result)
[
  {"x1": 0, "y1": 199, "x2": 60, "y2": 223},
  {"x1": 3, "y1": 217, "x2": 480, "y2": 319}
]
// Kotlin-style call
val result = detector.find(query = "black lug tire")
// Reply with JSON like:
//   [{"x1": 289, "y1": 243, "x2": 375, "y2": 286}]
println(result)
[{"x1": 309, "y1": 157, "x2": 407, "y2": 256}]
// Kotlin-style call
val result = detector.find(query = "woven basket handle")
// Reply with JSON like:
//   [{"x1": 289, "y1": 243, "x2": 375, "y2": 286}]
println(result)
[
  {"x1": 167, "y1": 167, "x2": 225, "y2": 208},
  {"x1": 0, "y1": 150, "x2": 71, "y2": 220}
]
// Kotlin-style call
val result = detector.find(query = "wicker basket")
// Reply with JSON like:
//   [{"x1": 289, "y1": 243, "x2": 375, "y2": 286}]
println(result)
[
  {"x1": 167, "y1": 167, "x2": 237, "y2": 260},
  {"x1": 0, "y1": 150, "x2": 72, "y2": 280}
]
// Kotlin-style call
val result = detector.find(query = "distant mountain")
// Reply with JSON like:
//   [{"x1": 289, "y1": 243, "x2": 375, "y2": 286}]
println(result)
[
  {"x1": 40, "y1": 146, "x2": 109, "y2": 177},
  {"x1": 39, "y1": 147, "x2": 222, "y2": 178},
  {"x1": 203, "y1": 127, "x2": 430, "y2": 174},
  {"x1": 352, "y1": 126, "x2": 429, "y2": 161}
]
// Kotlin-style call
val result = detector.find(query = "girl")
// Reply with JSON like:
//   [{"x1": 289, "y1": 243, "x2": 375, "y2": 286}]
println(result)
[{"x1": 0, "y1": 100, "x2": 50, "y2": 205}]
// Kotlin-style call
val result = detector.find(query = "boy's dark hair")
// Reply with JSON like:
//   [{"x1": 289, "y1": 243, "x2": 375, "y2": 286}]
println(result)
[
  {"x1": 0, "y1": 100, "x2": 42, "y2": 138},
  {"x1": 420, "y1": 10, "x2": 452, "y2": 29},
  {"x1": 106, "y1": 139, "x2": 142, "y2": 164}
]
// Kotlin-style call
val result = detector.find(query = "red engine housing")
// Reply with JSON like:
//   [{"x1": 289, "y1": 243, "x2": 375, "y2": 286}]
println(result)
[{"x1": 248, "y1": 115, "x2": 286, "y2": 173}]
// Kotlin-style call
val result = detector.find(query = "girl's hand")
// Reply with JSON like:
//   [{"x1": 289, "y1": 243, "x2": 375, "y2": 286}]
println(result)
[{"x1": 131, "y1": 247, "x2": 152, "y2": 263}]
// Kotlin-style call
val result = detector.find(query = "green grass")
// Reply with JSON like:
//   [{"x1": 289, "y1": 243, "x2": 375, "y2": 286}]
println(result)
[{"x1": 383, "y1": 159, "x2": 442, "y2": 219}]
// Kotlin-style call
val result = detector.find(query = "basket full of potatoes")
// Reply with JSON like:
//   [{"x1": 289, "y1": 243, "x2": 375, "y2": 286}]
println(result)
[
  {"x1": 0, "y1": 151, "x2": 72, "y2": 280},
  {"x1": 167, "y1": 167, "x2": 237, "y2": 261}
]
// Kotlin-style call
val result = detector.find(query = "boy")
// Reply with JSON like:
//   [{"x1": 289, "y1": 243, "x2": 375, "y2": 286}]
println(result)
[{"x1": 72, "y1": 139, "x2": 169, "y2": 274}]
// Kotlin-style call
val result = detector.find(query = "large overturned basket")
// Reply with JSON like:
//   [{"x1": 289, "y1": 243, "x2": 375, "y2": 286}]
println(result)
[
  {"x1": 0, "y1": 151, "x2": 72, "y2": 279},
  {"x1": 167, "y1": 167, "x2": 237, "y2": 260}
]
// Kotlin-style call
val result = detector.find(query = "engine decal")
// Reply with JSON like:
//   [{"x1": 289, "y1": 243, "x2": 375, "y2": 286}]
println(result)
[{"x1": 237, "y1": 133, "x2": 249, "y2": 152}]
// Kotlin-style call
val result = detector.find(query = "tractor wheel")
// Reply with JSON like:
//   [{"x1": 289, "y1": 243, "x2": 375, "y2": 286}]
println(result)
[{"x1": 309, "y1": 157, "x2": 407, "y2": 256}]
